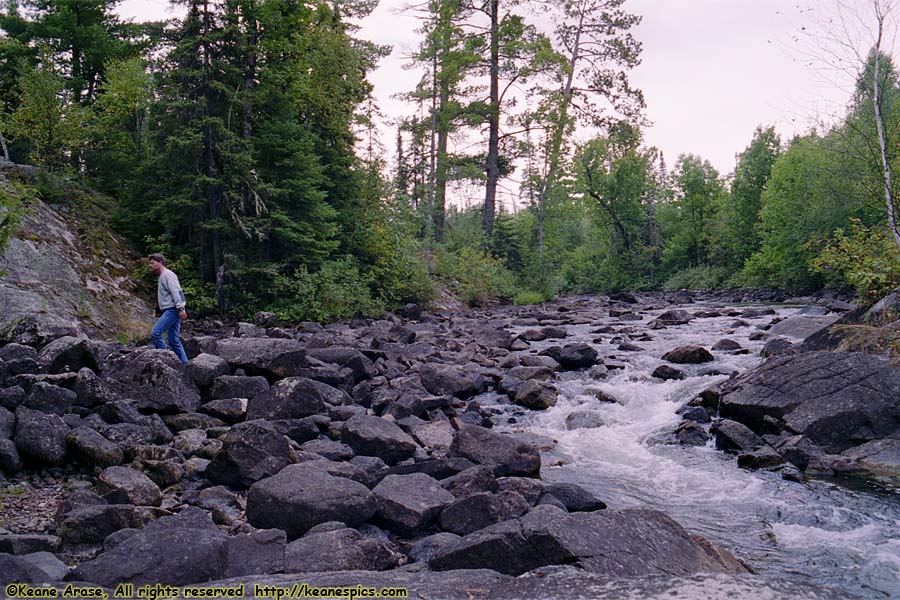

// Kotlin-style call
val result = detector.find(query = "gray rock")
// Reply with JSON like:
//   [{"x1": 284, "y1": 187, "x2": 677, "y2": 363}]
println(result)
[
  {"x1": 183, "y1": 486, "x2": 244, "y2": 526},
  {"x1": 449, "y1": 426, "x2": 541, "y2": 477},
  {"x1": 431, "y1": 506, "x2": 748, "y2": 577},
  {"x1": 713, "y1": 420, "x2": 766, "y2": 454},
  {"x1": 341, "y1": 415, "x2": 418, "y2": 466},
  {"x1": 60, "y1": 504, "x2": 141, "y2": 544},
  {"x1": 760, "y1": 338, "x2": 794, "y2": 358},
  {"x1": 652, "y1": 365, "x2": 686, "y2": 381},
  {"x1": 719, "y1": 352, "x2": 900, "y2": 453},
  {"x1": 97, "y1": 466, "x2": 162, "y2": 506},
  {"x1": 441, "y1": 466, "x2": 499, "y2": 499},
  {"x1": 306, "y1": 347, "x2": 376, "y2": 383},
  {"x1": 842, "y1": 438, "x2": 900, "y2": 477},
  {"x1": 301, "y1": 439, "x2": 355, "y2": 461},
  {"x1": 863, "y1": 291, "x2": 900, "y2": 325},
  {"x1": 542, "y1": 483, "x2": 606, "y2": 512},
  {"x1": 514, "y1": 380, "x2": 558, "y2": 410},
  {"x1": 0, "y1": 534, "x2": 60, "y2": 555},
  {"x1": 66, "y1": 426, "x2": 123, "y2": 467},
  {"x1": 205, "y1": 420, "x2": 293, "y2": 489},
  {"x1": 0, "y1": 554, "x2": 56, "y2": 585},
  {"x1": 565, "y1": 410, "x2": 607, "y2": 430},
  {"x1": 272, "y1": 418, "x2": 321, "y2": 444},
  {"x1": 768, "y1": 315, "x2": 840, "y2": 340},
  {"x1": 224, "y1": 529, "x2": 286, "y2": 578},
  {"x1": 186, "y1": 353, "x2": 230, "y2": 388},
  {"x1": 200, "y1": 398, "x2": 248, "y2": 424},
  {"x1": 247, "y1": 377, "x2": 339, "y2": 420},
  {"x1": 246, "y1": 464, "x2": 376, "y2": 538},
  {"x1": 72, "y1": 367, "x2": 117, "y2": 407},
  {"x1": 37, "y1": 335, "x2": 100, "y2": 374},
  {"x1": 215, "y1": 337, "x2": 308, "y2": 379},
  {"x1": 16, "y1": 551, "x2": 68, "y2": 581},
  {"x1": 663, "y1": 346, "x2": 714, "y2": 364},
  {"x1": 107, "y1": 349, "x2": 201, "y2": 414},
  {"x1": 419, "y1": 364, "x2": 479, "y2": 398},
  {"x1": 372, "y1": 473, "x2": 455, "y2": 536},
  {"x1": 210, "y1": 375, "x2": 269, "y2": 400},
  {"x1": 73, "y1": 508, "x2": 227, "y2": 587},
  {"x1": 14, "y1": 406, "x2": 68, "y2": 465},
  {"x1": 712, "y1": 339, "x2": 742, "y2": 351},
  {"x1": 558, "y1": 344, "x2": 598, "y2": 370},
  {"x1": 0, "y1": 438, "x2": 23, "y2": 474},
  {"x1": 22, "y1": 381, "x2": 77, "y2": 415},
  {"x1": 283, "y1": 528, "x2": 400, "y2": 572},
  {"x1": 737, "y1": 446, "x2": 784, "y2": 470},
  {"x1": 439, "y1": 491, "x2": 530, "y2": 536},
  {"x1": 408, "y1": 532, "x2": 462, "y2": 563},
  {"x1": 0, "y1": 385, "x2": 25, "y2": 411},
  {"x1": 0, "y1": 406, "x2": 13, "y2": 439}
]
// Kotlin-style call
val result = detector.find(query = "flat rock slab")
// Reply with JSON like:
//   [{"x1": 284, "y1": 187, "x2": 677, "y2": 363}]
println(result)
[
  {"x1": 720, "y1": 352, "x2": 900, "y2": 453},
  {"x1": 768, "y1": 315, "x2": 840, "y2": 340}
]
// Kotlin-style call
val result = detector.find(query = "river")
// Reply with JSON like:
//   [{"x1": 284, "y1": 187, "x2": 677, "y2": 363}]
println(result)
[{"x1": 488, "y1": 301, "x2": 900, "y2": 599}]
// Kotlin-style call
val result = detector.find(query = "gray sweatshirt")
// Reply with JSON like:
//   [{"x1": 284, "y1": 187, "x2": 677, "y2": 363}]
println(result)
[{"x1": 157, "y1": 268, "x2": 186, "y2": 310}]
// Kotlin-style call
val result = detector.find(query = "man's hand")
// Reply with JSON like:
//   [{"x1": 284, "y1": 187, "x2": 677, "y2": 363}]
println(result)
[{"x1": 179, "y1": 308, "x2": 188, "y2": 322}]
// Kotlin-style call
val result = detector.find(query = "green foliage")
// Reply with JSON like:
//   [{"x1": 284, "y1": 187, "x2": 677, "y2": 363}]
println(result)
[
  {"x1": 663, "y1": 265, "x2": 730, "y2": 291},
  {"x1": 434, "y1": 245, "x2": 518, "y2": 306},
  {"x1": 269, "y1": 258, "x2": 383, "y2": 323},
  {"x1": 513, "y1": 290, "x2": 548, "y2": 305},
  {"x1": 812, "y1": 220, "x2": 900, "y2": 305}
]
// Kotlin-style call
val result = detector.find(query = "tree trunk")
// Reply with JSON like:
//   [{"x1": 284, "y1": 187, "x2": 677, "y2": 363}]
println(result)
[
  {"x1": 0, "y1": 131, "x2": 9, "y2": 162},
  {"x1": 482, "y1": 0, "x2": 500, "y2": 239},
  {"x1": 871, "y1": 10, "x2": 900, "y2": 251},
  {"x1": 202, "y1": 0, "x2": 224, "y2": 312}
]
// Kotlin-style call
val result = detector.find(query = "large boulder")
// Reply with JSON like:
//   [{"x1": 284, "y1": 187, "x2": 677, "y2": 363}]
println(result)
[
  {"x1": 283, "y1": 528, "x2": 401, "y2": 573},
  {"x1": 430, "y1": 506, "x2": 748, "y2": 577},
  {"x1": 557, "y1": 344, "x2": 598, "y2": 370},
  {"x1": 186, "y1": 353, "x2": 230, "y2": 388},
  {"x1": 205, "y1": 420, "x2": 293, "y2": 489},
  {"x1": 65, "y1": 426, "x2": 123, "y2": 467},
  {"x1": 372, "y1": 473, "x2": 455, "y2": 536},
  {"x1": 14, "y1": 406, "x2": 68, "y2": 465},
  {"x1": 22, "y1": 382, "x2": 77, "y2": 415},
  {"x1": 246, "y1": 464, "x2": 376, "y2": 538},
  {"x1": 37, "y1": 335, "x2": 100, "y2": 374},
  {"x1": 210, "y1": 375, "x2": 269, "y2": 400},
  {"x1": 719, "y1": 352, "x2": 900, "y2": 453},
  {"x1": 223, "y1": 529, "x2": 286, "y2": 578},
  {"x1": 438, "y1": 491, "x2": 530, "y2": 536},
  {"x1": 419, "y1": 364, "x2": 479, "y2": 398},
  {"x1": 514, "y1": 380, "x2": 558, "y2": 410},
  {"x1": 59, "y1": 504, "x2": 142, "y2": 545},
  {"x1": 106, "y1": 349, "x2": 201, "y2": 414},
  {"x1": 306, "y1": 347, "x2": 376, "y2": 383},
  {"x1": 214, "y1": 338, "x2": 307, "y2": 378},
  {"x1": 340, "y1": 415, "x2": 418, "y2": 466},
  {"x1": 662, "y1": 346, "x2": 714, "y2": 364},
  {"x1": 247, "y1": 377, "x2": 339, "y2": 421},
  {"x1": 96, "y1": 466, "x2": 162, "y2": 506},
  {"x1": 449, "y1": 426, "x2": 541, "y2": 477},
  {"x1": 73, "y1": 508, "x2": 227, "y2": 587}
]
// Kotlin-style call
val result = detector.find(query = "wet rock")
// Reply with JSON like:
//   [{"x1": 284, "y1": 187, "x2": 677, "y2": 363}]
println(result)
[
  {"x1": 14, "y1": 406, "x2": 68, "y2": 465},
  {"x1": 677, "y1": 406, "x2": 710, "y2": 424},
  {"x1": 431, "y1": 506, "x2": 746, "y2": 577},
  {"x1": 372, "y1": 473, "x2": 455, "y2": 536},
  {"x1": 712, "y1": 339, "x2": 742, "y2": 351},
  {"x1": 557, "y1": 344, "x2": 598, "y2": 370},
  {"x1": 340, "y1": 415, "x2": 418, "y2": 466},
  {"x1": 65, "y1": 426, "x2": 123, "y2": 467},
  {"x1": 284, "y1": 528, "x2": 401, "y2": 573},
  {"x1": 768, "y1": 315, "x2": 840, "y2": 340},
  {"x1": 663, "y1": 346, "x2": 714, "y2": 364},
  {"x1": 737, "y1": 446, "x2": 784, "y2": 470},
  {"x1": 655, "y1": 310, "x2": 692, "y2": 324},
  {"x1": 514, "y1": 380, "x2": 558, "y2": 410},
  {"x1": 542, "y1": 483, "x2": 606, "y2": 512},
  {"x1": 440, "y1": 466, "x2": 499, "y2": 499},
  {"x1": 73, "y1": 508, "x2": 227, "y2": 587},
  {"x1": 720, "y1": 352, "x2": 900, "y2": 454},
  {"x1": 760, "y1": 337, "x2": 794, "y2": 359},
  {"x1": 564, "y1": 411, "x2": 607, "y2": 431},
  {"x1": 610, "y1": 292, "x2": 638, "y2": 304},
  {"x1": 22, "y1": 382, "x2": 77, "y2": 415},
  {"x1": 247, "y1": 377, "x2": 335, "y2": 421},
  {"x1": 205, "y1": 420, "x2": 293, "y2": 489},
  {"x1": 246, "y1": 464, "x2": 376, "y2": 538},
  {"x1": 438, "y1": 491, "x2": 530, "y2": 536},
  {"x1": 60, "y1": 504, "x2": 142, "y2": 545},
  {"x1": 186, "y1": 353, "x2": 230, "y2": 388},
  {"x1": 713, "y1": 420, "x2": 765, "y2": 454},
  {"x1": 674, "y1": 421, "x2": 710, "y2": 446},
  {"x1": 842, "y1": 439, "x2": 900, "y2": 477},
  {"x1": 449, "y1": 425, "x2": 541, "y2": 477},
  {"x1": 652, "y1": 365, "x2": 686, "y2": 381}
]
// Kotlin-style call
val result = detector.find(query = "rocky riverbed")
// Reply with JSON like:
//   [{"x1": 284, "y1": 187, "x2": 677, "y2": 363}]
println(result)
[{"x1": 0, "y1": 291, "x2": 896, "y2": 599}]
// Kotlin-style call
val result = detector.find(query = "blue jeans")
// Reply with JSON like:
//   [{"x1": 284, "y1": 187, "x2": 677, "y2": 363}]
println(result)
[{"x1": 151, "y1": 308, "x2": 188, "y2": 364}]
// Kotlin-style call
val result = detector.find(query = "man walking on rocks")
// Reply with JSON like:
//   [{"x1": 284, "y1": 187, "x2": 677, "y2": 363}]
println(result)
[{"x1": 148, "y1": 253, "x2": 189, "y2": 365}]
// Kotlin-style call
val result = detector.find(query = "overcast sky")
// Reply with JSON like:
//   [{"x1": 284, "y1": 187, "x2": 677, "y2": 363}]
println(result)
[{"x1": 118, "y1": 0, "x2": 872, "y2": 183}]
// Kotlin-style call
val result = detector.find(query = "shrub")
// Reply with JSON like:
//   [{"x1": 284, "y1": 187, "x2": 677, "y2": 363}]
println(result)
[
  {"x1": 434, "y1": 246, "x2": 518, "y2": 307},
  {"x1": 269, "y1": 258, "x2": 384, "y2": 322},
  {"x1": 513, "y1": 290, "x2": 548, "y2": 305},
  {"x1": 812, "y1": 220, "x2": 900, "y2": 305}
]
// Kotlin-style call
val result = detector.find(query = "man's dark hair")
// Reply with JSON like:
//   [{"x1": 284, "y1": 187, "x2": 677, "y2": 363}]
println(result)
[{"x1": 148, "y1": 253, "x2": 166, "y2": 266}]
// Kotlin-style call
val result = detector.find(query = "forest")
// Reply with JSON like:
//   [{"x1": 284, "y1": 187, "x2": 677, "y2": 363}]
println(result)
[{"x1": 1, "y1": 0, "x2": 899, "y2": 321}]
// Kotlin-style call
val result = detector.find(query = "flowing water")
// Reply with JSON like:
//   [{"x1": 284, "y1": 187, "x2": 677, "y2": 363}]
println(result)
[{"x1": 491, "y1": 302, "x2": 900, "y2": 599}]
